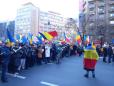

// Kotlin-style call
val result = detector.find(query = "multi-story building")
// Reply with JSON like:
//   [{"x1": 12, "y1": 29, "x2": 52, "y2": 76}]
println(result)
[
  {"x1": 15, "y1": 2, "x2": 66, "y2": 37},
  {"x1": 15, "y1": 2, "x2": 39, "y2": 36},
  {"x1": 39, "y1": 11, "x2": 49, "y2": 32},
  {"x1": 48, "y1": 11, "x2": 65, "y2": 33},
  {"x1": 39, "y1": 11, "x2": 66, "y2": 33},
  {"x1": 80, "y1": 0, "x2": 114, "y2": 43}
]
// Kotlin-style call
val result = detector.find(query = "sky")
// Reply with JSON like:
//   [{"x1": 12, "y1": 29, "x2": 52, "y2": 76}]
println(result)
[{"x1": 0, "y1": 0, "x2": 79, "y2": 21}]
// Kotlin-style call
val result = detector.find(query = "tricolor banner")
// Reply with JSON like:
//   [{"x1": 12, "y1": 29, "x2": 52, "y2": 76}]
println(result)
[{"x1": 84, "y1": 48, "x2": 99, "y2": 70}]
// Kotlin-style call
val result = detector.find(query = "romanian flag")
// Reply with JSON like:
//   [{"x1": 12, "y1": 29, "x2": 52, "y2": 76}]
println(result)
[
  {"x1": 38, "y1": 33, "x2": 44, "y2": 41},
  {"x1": 48, "y1": 31, "x2": 58, "y2": 38},
  {"x1": 39, "y1": 32, "x2": 47, "y2": 40},
  {"x1": 43, "y1": 32, "x2": 53, "y2": 40},
  {"x1": 76, "y1": 34, "x2": 81, "y2": 44},
  {"x1": 83, "y1": 46, "x2": 99, "y2": 70},
  {"x1": 84, "y1": 35, "x2": 90, "y2": 44},
  {"x1": 64, "y1": 32, "x2": 71, "y2": 43}
]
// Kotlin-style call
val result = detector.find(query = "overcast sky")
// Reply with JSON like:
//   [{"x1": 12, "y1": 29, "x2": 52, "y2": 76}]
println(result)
[{"x1": 0, "y1": 0, "x2": 79, "y2": 21}]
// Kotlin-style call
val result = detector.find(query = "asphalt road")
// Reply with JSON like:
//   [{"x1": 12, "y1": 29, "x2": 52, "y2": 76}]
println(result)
[{"x1": 0, "y1": 56, "x2": 114, "y2": 86}]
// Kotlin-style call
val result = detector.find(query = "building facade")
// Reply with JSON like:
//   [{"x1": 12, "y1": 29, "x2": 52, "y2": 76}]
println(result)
[
  {"x1": 15, "y1": 2, "x2": 66, "y2": 37},
  {"x1": 80, "y1": 0, "x2": 114, "y2": 43},
  {"x1": 39, "y1": 11, "x2": 66, "y2": 33},
  {"x1": 15, "y1": 2, "x2": 39, "y2": 36}
]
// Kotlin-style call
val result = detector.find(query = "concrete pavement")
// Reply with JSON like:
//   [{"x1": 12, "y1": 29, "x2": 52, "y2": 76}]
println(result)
[{"x1": 0, "y1": 56, "x2": 114, "y2": 86}]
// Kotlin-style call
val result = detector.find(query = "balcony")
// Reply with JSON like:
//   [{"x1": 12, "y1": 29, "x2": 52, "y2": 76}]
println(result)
[
  {"x1": 109, "y1": 0, "x2": 114, "y2": 5},
  {"x1": 89, "y1": 19, "x2": 95, "y2": 22},
  {"x1": 109, "y1": 9, "x2": 114, "y2": 12},
  {"x1": 109, "y1": 13, "x2": 114, "y2": 20},
  {"x1": 98, "y1": 3, "x2": 105, "y2": 7},
  {"x1": 109, "y1": 16, "x2": 114, "y2": 20},
  {"x1": 109, "y1": 20, "x2": 114, "y2": 25},
  {"x1": 89, "y1": 11, "x2": 95, "y2": 15},
  {"x1": 88, "y1": 0, "x2": 94, "y2": 5},
  {"x1": 109, "y1": 6, "x2": 114, "y2": 12},
  {"x1": 98, "y1": 11, "x2": 105, "y2": 14},
  {"x1": 88, "y1": 4, "x2": 95, "y2": 9}
]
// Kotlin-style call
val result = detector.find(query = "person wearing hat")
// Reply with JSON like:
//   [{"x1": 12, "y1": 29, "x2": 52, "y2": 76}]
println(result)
[
  {"x1": 83, "y1": 44, "x2": 99, "y2": 78},
  {"x1": 1, "y1": 42, "x2": 11, "y2": 82}
]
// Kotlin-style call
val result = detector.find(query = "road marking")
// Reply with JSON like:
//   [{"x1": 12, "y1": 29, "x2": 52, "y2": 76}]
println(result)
[
  {"x1": 40, "y1": 81, "x2": 59, "y2": 86},
  {"x1": 0, "y1": 71, "x2": 26, "y2": 79},
  {"x1": 99, "y1": 57, "x2": 103, "y2": 59},
  {"x1": 47, "y1": 63, "x2": 54, "y2": 64}
]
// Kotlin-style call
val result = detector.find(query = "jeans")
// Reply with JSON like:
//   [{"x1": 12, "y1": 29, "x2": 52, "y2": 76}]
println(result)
[{"x1": 18, "y1": 58, "x2": 26, "y2": 70}]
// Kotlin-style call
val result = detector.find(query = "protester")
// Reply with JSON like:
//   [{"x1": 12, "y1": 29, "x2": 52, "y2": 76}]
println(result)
[
  {"x1": 51, "y1": 43, "x2": 57, "y2": 62},
  {"x1": 8, "y1": 44, "x2": 22, "y2": 74},
  {"x1": 103, "y1": 45, "x2": 108, "y2": 63},
  {"x1": 18, "y1": 44, "x2": 27, "y2": 71},
  {"x1": 37, "y1": 45, "x2": 43, "y2": 65},
  {"x1": 1, "y1": 42, "x2": 11, "y2": 83},
  {"x1": 83, "y1": 44, "x2": 99, "y2": 78},
  {"x1": 112, "y1": 46, "x2": 114, "y2": 62},
  {"x1": 44, "y1": 43, "x2": 51, "y2": 64},
  {"x1": 107, "y1": 44, "x2": 113, "y2": 63}
]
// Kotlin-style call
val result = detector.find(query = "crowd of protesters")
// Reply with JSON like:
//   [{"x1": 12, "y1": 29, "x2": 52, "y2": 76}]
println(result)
[
  {"x1": 0, "y1": 41, "x2": 83, "y2": 83},
  {"x1": 0, "y1": 40, "x2": 114, "y2": 82}
]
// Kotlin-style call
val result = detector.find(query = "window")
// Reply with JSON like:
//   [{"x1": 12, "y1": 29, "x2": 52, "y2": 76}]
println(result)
[
  {"x1": 89, "y1": 23, "x2": 94, "y2": 27},
  {"x1": 111, "y1": 6, "x2": 114, "y2": 9},
  {"x1": 99, "y1": 14, "x2": 105, "y2": 18},
  {"x1": 110, "y1": 13, "x2": 114, "y2": 17},
  {"x1": 110, "y1": 21, "x2": 114, "y2": 24},
  {"x1": 98, "y1": 8, "x2": 104, "y2": 12},
  {"x1": 89, "y1": 11, "x2": 95, "y2": 15},
  {"x1": 88, "y1": 4, "x2": 95, "y2": 9}
]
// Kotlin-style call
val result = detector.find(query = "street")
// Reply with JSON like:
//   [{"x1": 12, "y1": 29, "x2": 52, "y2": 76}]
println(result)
[{"x1": 0, "y1": 56, "x2": 114, "y2": 86}]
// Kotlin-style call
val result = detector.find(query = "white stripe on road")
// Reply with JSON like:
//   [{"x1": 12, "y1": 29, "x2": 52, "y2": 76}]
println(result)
[
  {"x1": 0, "y1": 71, "x2": 26, "y2": 79},
  {"x1": 40, "y1": 81, "x2": 59, "y2": 86},
  {"x1": 7, "y1": 73, "x2": 26, "y2": 79},
  {"x1": 99, "y1": 57, "x2": 103, "y2": 59}
]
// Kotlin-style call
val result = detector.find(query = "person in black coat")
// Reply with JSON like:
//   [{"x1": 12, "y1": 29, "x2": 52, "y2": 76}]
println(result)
[
  {"x1": 51, "y1": 44, "x2": 57, "y2": 62},
  {"x1": 1, "y1": 42, "x2": 11, "y2": 83},
  {"x1": 107, "y1": 45, "x2": 113, "y2": 63},
  {"x1": 103, "y1": 46, "x2": 107, "y2": 63}
]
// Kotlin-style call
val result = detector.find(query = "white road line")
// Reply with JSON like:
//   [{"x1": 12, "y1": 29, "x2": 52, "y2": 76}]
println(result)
[
  {"x1": 7, "y1": 73, "x2": 26, "y2": 79},
  {"x1": 47, "y1": 63, "x2": 54, "y2": 65},
  {"x1": 40, "y1": 81, "x2": 59, "y2": 86},
  {"x1": 0, "y1": 71, "x2": 26, "y2": 79},
  {"x1": 99, "y1": 57, "x2": 103, "y2": 59}
]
